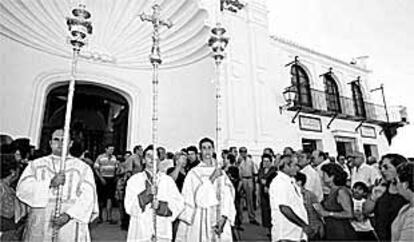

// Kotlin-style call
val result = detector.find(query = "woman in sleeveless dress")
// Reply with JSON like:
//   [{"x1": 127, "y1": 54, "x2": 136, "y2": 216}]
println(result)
[{"x1": 314, "y1": 163, "x2": 357, "y2": 240}]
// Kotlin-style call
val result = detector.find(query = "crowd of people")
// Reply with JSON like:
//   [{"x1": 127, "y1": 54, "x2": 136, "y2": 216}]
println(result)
[{"x1": 1, "y1": 129, "x2": 414, "y2": 242}]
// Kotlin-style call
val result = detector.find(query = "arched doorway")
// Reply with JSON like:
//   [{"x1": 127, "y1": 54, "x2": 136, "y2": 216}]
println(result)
[{"x1": 39, "y1": 83, "x2": 129, "y2": 159}]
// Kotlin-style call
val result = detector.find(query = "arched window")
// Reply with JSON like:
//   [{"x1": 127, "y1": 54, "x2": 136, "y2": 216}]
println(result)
[
  {"x1": 351, "y1": 82, "x2": 366, "y2": 118},
  {"x1": 291, "y1": 65, "x2": 312, "y2": 108},
  {"x1": 324, "y1": 75, "x2": 341, "y2": 113}
]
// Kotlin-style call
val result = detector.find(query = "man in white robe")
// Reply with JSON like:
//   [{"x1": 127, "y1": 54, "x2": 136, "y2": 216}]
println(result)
[
  {"x1": 176, "y1": 137, "x2": 236, "y2": 242},
  {"x1": 16, "y1": 129, "x2": 99, "y2": 242},
  {"x1": 125, "y1": 145, "x2": 184, "y2": 242}
]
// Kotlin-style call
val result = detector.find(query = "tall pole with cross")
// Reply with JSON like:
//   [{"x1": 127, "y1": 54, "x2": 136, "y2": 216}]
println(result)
[
  {"x1": 52, "y1": 3, "x2": 92, "y2": 242},
  {"x1": 139, "y1": 3, "x2": 172, "y2": 242}
]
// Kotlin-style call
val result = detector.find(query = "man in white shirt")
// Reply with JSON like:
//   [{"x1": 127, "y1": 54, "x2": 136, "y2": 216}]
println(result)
[
  {"x1": 336, "y1": 155, "x2": 351, "y2": 178},
  {"x1": 351, "y1": 151, "x2": 381, "y2": 188},
  {"x1": 297, "y1": 150, "x2": 323, "y2": 202},
  {"x1": 312, "y1": 150, "x2": 331, "y2": 197},
  {"x1": 269, "y1": 154, "x2": 313, "y2": 242},
  {"x1": 157, "y1": 147, "x2": 174, "y2": 173}
]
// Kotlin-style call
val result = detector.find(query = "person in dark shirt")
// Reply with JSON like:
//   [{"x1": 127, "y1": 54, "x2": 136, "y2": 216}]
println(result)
[
  {"x1": 363, "y1": 153, "x2": 408, "y2": 241},
  {"x1": 167, "y1": 152, "x2": 188, "y2": 192},
  {"x1": 258, "y1": 154, "x2": 277, "y2": 237},
  {"x1": 185, "y1": 146, "x2": 200, "y2": 172},
  {"x1": 224, "y1": 153, "x2": 244, "y2": 232}
]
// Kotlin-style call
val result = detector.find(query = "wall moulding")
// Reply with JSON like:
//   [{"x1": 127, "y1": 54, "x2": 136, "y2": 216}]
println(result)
[{"x1": 0, "y1": 0, "x2": 213, "y2": 70}]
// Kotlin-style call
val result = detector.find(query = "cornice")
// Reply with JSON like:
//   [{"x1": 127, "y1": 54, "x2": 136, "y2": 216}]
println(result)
[
  {"x1": 0, "y1": 0, "x2": 212, "y2": 70},
  {"x1": 270, "y1": 35, "x2": 372, "y2": 73}
]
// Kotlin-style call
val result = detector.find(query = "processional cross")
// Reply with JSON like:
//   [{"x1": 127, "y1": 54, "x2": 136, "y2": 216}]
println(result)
[{"x1": 139, "y1": 3, "x2": 172, "y2": 242}]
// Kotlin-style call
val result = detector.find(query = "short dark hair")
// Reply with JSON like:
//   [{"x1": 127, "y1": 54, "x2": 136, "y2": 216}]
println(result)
[
  {"x1": 186, "y1": 146, "x2": 198, "y2": 154},
  {"x1": 143, "y1": 145, "x2": 153, "y2": 158},
  {"x1": 263, "y1": 147, "x2": 275, "y2": 156},
  {"x1": 397, "y1": 162, "x2": 414, "y2": 192},
  {"x1": 295, "y1": 171, "x2": 307, "y2": 186},
  {"x1": 353, "y1": 181, "x2": 369, "y2": 194},
  {"x1": 166, "y1": 152, "x2": 174, "y2": 160},
  {"x1": 229, "y1": 146, "x2": 237, "y2": 152},
  {"x1": 380, "y1": 153, "x2": 407, "y2": 169},
  {"x1": 319, "y1": 150, "x2": 327, "y2": 160},
  {"x1": 198, "y1": 137, "x2": 214, "y2": 150},
  {"x1": 283, "y1": 147, "x2": 294, "y2": 154},
  {"x1": 105, "y1": 144, "x2": 114, "y2": 149},
  {"x1": 227, "y1": 154, "x2": 236, "y2": 164},
  {"x1": 133, "y1": 145, "x2": 141, "y2": 153},
  {"x1": 1, "y1": 155, "x2": 17, "y2": 179},
  {"x1": 279, "y1": 154, "x2": 293, "y2": 170},
  {"x1": 124, "y1": 151, "x2": 132, "y2": 156},
  {"x1": 321, "y1": 163, "x2": 348, "y2": 186},
  {"x1": 261, "y1": 154, "x2": 273, "y2": 162}
]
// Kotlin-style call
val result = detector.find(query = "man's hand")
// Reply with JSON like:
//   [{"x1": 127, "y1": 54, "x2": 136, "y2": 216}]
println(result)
[
  {"x1": 52, "y1": 213, "x2": 71, "y2": 228},
  {"x1": 302, "y1": 224, "x2": 316, "y2": 237},
  {"x1": 213, "y1": 216, "x2": 227, "y2": 235},
  {"x1": 209, "y1": 167, "x2": 223, "y2": 183},
  {"x1": 152, "y1": 198, "x2": 159, "y2": 210},
  {"x1": 50, "y1": 172, "x2": 66, "y2": 188},
  {"x1": 177, "y1": 155, "x2": 187, "y2": 167}
]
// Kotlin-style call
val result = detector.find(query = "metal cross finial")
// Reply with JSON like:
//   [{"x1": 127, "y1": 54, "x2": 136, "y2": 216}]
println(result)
[
  {"x1": 140, "y1": 4, "x2": 172, "y2": 65},
  {"x1": 139, "y1": 4, "x2": 172, "y2": 242}
]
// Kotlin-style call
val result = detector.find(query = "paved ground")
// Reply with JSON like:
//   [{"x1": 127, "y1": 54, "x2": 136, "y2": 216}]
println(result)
[{"x1": 91, "y1": 208, "x2": 270, "y2": 241}]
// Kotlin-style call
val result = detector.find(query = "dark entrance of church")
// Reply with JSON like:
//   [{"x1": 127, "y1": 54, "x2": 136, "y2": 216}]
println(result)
[{"x1": 39, "y1": 83, "x2": 129, "y2": 159}]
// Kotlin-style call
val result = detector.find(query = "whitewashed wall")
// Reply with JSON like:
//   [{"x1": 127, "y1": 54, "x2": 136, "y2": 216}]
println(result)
[{"x1": 0, "y1": 37, "x2": 216, "y2": 152}]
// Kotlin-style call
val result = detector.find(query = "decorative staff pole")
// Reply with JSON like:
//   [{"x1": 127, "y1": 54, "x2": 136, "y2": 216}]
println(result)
[
  {"x1": 52, "y1": 3, "x2": 92, "y2": 242},
  {"x1": 139, "y1": 3, "x2": 172, "y2": 242},
  {"x1": 208, "y1": 23, "x2": 228, "y2": 242},
  {"x1": 208, "y1": 2, "x2": 244, "y2": 241}
]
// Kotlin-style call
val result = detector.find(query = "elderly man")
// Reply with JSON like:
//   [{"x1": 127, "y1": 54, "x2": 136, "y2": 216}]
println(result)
[
  {"x1": 351, "y1": 151, "x2": 381, "y2": 187},
  {"x1": 17, "y1": 129, "x2": 98, "y2": 242},
  {"x1": 269, "y1": 154, "x2": 312, "y2": 241}
]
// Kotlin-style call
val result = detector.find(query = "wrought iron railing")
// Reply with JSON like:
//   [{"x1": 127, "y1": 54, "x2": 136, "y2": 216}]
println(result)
[{"x1": 292, "y1": 88, "x2": 403, "y2": 123}]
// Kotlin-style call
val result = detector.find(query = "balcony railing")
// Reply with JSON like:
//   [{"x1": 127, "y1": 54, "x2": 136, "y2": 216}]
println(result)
[{"x1": 289, "y1": 88, "x2": 404, "y2": 124}]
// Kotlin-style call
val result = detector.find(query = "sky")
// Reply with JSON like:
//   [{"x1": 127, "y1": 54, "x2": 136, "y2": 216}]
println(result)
[{"x1": 266, "y1": 0, "x2": 414, "y2": 156}]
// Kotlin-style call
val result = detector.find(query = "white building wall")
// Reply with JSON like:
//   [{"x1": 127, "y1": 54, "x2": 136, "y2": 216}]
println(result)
[
  {"x1": 219, "y1": 0, "x2": 392, "y2": 159},
  {"x1": 0, "y1": 0, "x2": 399, "y2": 158},
  {"x1": 0, "y1": 37, "x2": 216, "y2": 152}
]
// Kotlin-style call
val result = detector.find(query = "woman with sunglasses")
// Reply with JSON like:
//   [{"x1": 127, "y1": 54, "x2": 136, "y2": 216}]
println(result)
[
  {"x1": 363, "y1": 153, "x2": 408, "y2": 241},
  {"x1": 392, "y1": 162, "x2": 414, "y2": 242}
]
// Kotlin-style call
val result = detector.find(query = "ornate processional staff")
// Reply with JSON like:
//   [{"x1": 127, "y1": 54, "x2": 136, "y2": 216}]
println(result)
[
  {"x1": 208, "y1": 1, "x2": 244, "y2": 241},
  {"x1": 52, "y1": 3, "x2": 92, "y2": 242},
  {"x1": 208, "y1": 23, "x2": 228, "y2": 242},
  {"x1": 139, "y1": 3, "x2": 172, "y2": 242}
]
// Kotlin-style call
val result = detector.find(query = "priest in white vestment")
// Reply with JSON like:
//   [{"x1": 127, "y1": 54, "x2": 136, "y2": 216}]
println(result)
[
  {"x1": 125, "y1": 145, "x2": 184, "y2": 242},
  {"x1": 16, "y1": 129, "x2": 99, "y2": 242},
  {"x1": 176, "y1": 137, "x2": 236, "y2": 242}
]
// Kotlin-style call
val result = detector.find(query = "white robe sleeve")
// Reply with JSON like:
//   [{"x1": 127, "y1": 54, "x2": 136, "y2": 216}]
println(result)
[
  {"x1": 219, "y1": 174, "x2": 236, "y2": 226},
  {"x1": 164, "y1": 175, "x2": 184, "y2": 221},
  {"x1": 178, "y1": 171, "x2": 198, "y2": 224},
  {"x1": 16, "y1": 160, "x2": 50, "y2": 208},
  {"x1": 125, "y1": 175, "x2": 145, "y2": 216},
  {"x1": 65, "y1": 164, "x2": 99, "y2": 223}
]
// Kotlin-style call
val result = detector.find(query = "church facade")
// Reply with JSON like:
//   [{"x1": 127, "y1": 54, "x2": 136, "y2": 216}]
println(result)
[{"x1": 0, "y1": 0, "x2": 406, "y2": 158}]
